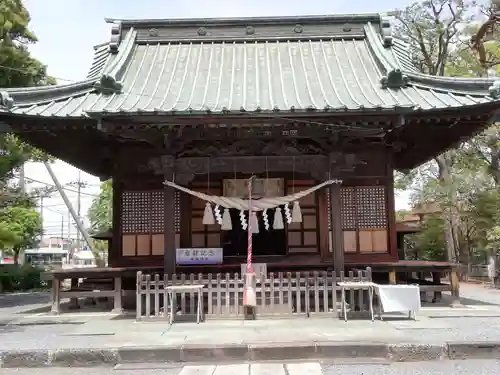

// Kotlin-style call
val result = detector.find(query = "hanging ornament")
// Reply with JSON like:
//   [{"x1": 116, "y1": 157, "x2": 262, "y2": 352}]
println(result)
[
  {"x1": 291, "y1": 201, "x2": 303, "y2": 223},
  {"x1": 239, "y1": 209, "x2": 247, "y2": 230},
  {"x1": 284, "y1": 203, "x2": 292, "y2": 224},
  {"x1": 262, "y1": 209, "x2": 270, "y2": 230},
  {"x1": 221, "y1": 208, "x2": 232, "y2": 230},
  {"x1": 214, "y1": 205, "x2": 222, "y2": 225},
  {"x1": 250, "y1": 212, "x2": 259, "y2": 234},
  {"x1": 202, "y1": 202, "x2": 215, "y2": 225},
  {"x1": 273, "y1": 207, "x2": 284, "y2": 230}
]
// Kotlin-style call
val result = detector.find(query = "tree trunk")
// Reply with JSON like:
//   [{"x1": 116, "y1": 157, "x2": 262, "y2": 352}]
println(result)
[{"x1": 435, "y1": 154, "x2": 459, "y2": 263}]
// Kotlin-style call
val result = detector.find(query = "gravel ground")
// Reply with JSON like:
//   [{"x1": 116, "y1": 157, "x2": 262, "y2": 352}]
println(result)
[{"x1": 1, "y1": 360, "x2": 500, "y2": 375}]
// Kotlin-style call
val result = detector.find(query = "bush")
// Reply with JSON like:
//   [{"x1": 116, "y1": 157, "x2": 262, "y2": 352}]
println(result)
[{"x1": 0, "y1": 264, "x2": 46, "y2": 292}]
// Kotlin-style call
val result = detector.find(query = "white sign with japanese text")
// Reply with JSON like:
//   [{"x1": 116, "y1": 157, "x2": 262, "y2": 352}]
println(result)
[{"x1": 176, "y1": 248, "x2": 223, "y2": 265}]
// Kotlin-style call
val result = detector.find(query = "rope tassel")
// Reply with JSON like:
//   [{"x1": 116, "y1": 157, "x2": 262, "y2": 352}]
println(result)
[
  {"x1": 202, "y1": 202, "x2": 215, "y2": 225},
  {"x1": 250, "y1": 211, "x2": 259, "y2": 234},
  {"x1": 292, "y1": 201, "x2": 303, "y2": 223},
  {"x1": 273, "y1": 207, "x2": 284, "y2": 230},
  {"x1": 221, "y1": 208, "x2": 232, "y2": 230}
]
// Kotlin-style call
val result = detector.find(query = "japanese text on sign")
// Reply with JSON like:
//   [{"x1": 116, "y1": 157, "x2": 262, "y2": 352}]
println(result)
[{"x1": 176, "y1": 248, "x2": 223, "y2": 265}]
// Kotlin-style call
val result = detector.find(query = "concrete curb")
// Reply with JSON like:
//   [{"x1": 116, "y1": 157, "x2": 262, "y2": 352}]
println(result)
[{"x1": 1, "y1": 341, "x2": 500, "y2": 367}]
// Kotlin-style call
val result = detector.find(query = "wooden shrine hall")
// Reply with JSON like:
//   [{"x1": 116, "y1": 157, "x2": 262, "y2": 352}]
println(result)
[{"x1": 1, "y1": 13, "x2": 499, "y2": 314}]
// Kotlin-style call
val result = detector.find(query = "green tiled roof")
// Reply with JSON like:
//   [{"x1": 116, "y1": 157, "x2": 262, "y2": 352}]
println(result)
[{"x1": 0, "y1": 14, "x2": 498, "y2": 118}]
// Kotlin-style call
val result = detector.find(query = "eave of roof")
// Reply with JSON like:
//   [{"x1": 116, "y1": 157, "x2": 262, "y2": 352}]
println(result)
[{"x1": 0, "y1": 13, "x2": 499, "y2": 119}]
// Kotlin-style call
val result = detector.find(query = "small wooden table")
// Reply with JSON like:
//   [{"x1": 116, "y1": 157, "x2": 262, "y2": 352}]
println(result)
[
  {"x1": 338, "y1": 281, "x2": 375, "y2": 322},
  {"x1": 165, "y1": 284, "x2": 205, "y2": 325}
]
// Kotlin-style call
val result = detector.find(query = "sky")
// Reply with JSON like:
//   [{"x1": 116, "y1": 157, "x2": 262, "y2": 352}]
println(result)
[{"x1": 20, "y1": 0, "x2": 412, "y2": 237}]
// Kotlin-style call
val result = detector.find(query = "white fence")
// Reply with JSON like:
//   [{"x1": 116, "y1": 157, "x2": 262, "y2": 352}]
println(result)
[{"x1": 136, "y1": 269, "x2": 373, "y2": 320}]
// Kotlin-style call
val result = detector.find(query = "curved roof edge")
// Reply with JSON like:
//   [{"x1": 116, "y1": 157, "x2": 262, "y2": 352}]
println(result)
[{"x1": 364, "y1": 22, "x2": 499, "y2": 97}]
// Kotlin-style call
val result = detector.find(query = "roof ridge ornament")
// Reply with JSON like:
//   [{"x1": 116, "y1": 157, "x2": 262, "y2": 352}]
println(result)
[
  {"x1": 93, "y1": 74, "x2": 123, "y2": 94},
  {"x1": 380, "y1": 69, "x2": 409, "y2": 89},
  {"x1": 488, "y1": 80, "x2": 500, "y2": 98},
  {"x1": 381, "y1": 16, "x2": 393, "y2": 47},
  {"x1": 109, "y1": 22, "x2": 122, "y2": 54},
  {"x1": 0, "y1": 91, "x2": 14, "y2": 110}
]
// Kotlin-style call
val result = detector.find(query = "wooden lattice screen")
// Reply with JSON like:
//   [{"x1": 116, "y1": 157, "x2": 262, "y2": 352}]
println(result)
[
  {"x1": 287, "y1": 180, "x2": 318, "y2": 253},
  {"x1": 121, "y1": 190, "x2": 180, "y2": 257},
  {"x1": 339, "y1": 186, "x2": 388, "y2": 253}
]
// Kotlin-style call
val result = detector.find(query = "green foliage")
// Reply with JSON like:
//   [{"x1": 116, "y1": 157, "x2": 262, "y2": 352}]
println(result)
[
  {"x1": 88, "y1": 180, "x2": 112, "y2": 234},
  {"x1": 407, "y1": 215, "x2": 447, "y2": 261},
  {"x1": 0, "y1": 264, "x2": 46, "y2": 292},
  {"x1": 0, "y1": 204, "x2": 42, "y2": 261}
]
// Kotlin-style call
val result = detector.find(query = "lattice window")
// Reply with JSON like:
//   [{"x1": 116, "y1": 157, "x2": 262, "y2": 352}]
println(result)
[
  {"x1": 355, "y1": 186, "x2": 387, "y2": 228},
  {"x1": 150, "y1": 191, "x2": 164, "y2": 234},
  {"x1": 121, "y1": 191, "x2": 150, "y2": 233},
  {"x1": 340, "y1": 187, "x2": 356, "y2": 230},
  {"x1": 174, "y1": 191, "x2": 180, "y2": 233},
  {"x1": 327, "y1": 190, "x2": 331, "y2": 231},
  {"x1": 121, "y1": 190, "x2": 181, "y2": 234}
]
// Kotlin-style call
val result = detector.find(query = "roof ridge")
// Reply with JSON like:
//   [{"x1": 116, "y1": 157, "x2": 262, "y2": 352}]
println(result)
[
  {"x1": 93, "y1": 28, "x2": 137, "y2": 95},
  {"x1": 105, "y1": 13, "x2": 383, "y2": 28}
]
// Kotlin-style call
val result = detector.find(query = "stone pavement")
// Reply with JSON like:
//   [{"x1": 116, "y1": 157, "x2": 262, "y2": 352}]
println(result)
[
  {"x1": 2, "y1": 360, "x2": 500, "y2": 375},
  {"x1": 2, "y1": 286, "x2": 500, "y2": 367}
]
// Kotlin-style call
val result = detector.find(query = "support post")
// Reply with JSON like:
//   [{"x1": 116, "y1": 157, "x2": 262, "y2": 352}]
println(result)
[
  {"x1": 329, "y1": 182, "x2": 344, "y2": 274},
  {"x1": 112, "y1": 276, "x2": 123, "y2": 313},
  {"x1": 50, "y1": 277, "x2": 61, "y2": 315},
  {"x1": 388, "y1": 268, "x2": 397, "y2": 284},
  {"x1": 164, "y1": 170, "x2": 176, "y2": 275},
  {"x1": 450, "y1": 267, "x2": 462, "y2": 307}
]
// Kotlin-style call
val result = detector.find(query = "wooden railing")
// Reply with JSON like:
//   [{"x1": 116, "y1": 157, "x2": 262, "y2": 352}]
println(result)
[{"x1": 136, "y1": 268, "x2": 372, "y2": 320}]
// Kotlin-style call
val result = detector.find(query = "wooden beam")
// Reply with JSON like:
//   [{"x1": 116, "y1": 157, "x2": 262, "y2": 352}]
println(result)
[
  {"x1": 110, "y1": 179, "x2": 122, "y2": 267},
  {"x1": 164, "y1": 169, "x2": 176, "y2": 275},
  {"x1": 149, "y1": 153, "x2": 362, "y2": 183},
  {"x1": 329, "y1": 181, "x2": 344, "y2": 274}
]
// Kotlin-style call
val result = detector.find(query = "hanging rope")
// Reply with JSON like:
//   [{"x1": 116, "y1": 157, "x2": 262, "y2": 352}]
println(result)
[{"x1": 165, "y1": 179, "x2": 341, "y2": 210}]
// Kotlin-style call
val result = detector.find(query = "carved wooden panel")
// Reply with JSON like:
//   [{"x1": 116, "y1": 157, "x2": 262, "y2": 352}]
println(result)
[{"x1": 286, "y1": 180, "x2": 318, "y2": 254}]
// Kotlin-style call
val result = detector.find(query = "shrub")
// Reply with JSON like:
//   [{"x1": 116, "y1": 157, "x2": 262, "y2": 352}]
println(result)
[{"x1": 0, "y1": 264, "x2": 46, "y2": 292}]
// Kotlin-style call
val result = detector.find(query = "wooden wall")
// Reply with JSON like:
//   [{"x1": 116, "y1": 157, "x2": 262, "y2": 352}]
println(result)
[{"x1": 286, "y1": 180, "x2": 319, "y2": 253}]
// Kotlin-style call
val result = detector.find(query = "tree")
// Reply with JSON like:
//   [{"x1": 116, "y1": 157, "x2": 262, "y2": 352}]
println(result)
[
  {"x1": 0, "y1": 1, "x2": 55, "y2": 250},
  {"x1": 0, "y1": 205, "x2": 42, "y2": 263},
  {"x1": 88, "y1": 180, "x2": 112, "y2": 234},
  {"x1": 0, "y1": 0, "x2": 54, "y2": 181},
  {"x1": 394, "y1": 0, "x2": 480, "y2": 263}
]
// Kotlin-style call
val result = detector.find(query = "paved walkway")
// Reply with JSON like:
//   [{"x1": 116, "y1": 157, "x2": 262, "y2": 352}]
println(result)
[{"x1": 1, "y1": 284, "x2": 500, "y2": 366}]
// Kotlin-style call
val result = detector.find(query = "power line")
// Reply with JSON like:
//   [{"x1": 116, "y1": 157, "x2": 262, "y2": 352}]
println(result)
[{"x1": 24, "y1": 176, "x2": 99, "y2": 197}]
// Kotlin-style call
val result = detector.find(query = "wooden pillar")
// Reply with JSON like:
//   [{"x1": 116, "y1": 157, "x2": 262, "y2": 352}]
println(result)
[
  {"x1": 329, "y1": 183, "x2": 344, "y2": 274},
  {"x1": 450, "y1": 267, "x2": 461, "y2": 307},
  {"x1": 110, "y1": 178, "x2": 121, "y2": 267},
  {"x1": 50, "y1": 277, "x2": 61, "y2": 315},
  {"x1": 388, "y1": 268, "x2": 397, "y2": 284},
  {"x1": 164, "y1": 170, "x2": 176, "y2": 275}
]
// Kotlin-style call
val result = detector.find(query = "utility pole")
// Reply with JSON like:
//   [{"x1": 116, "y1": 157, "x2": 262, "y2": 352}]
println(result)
[
  {"x1": 61, "y1": 216, "x2": 64, "y2": 244},
  {"x1": 68, "y1": 170, "x2": 87, "y2": 252}
]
